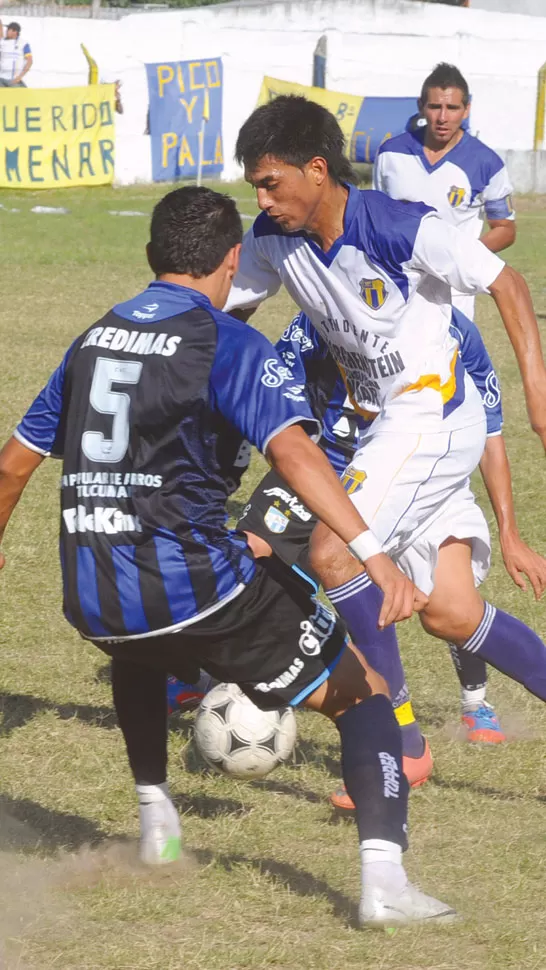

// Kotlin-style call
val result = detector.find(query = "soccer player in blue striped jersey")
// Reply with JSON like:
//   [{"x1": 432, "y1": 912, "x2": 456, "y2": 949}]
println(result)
[
  {"x1": 0, "y1": 186, "x2": 458, "y2": 927},
  {"x1": 373, "y1": 63, "x2": 515, "y2": 320}
]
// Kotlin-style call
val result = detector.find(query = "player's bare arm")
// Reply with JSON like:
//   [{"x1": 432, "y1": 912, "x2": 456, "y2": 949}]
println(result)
[
  {"x1": 479, "y1": 434, "x2": 546, "y2": 599},
  {"x1": 0, "y1": 437, "x2": 44, "y2": 568},
  {"x1": 267, "y1": 424, "x2": 428, "y2": 627},
  {"x1": 481, "y1": 218, "x2": 516, "y2": 254},
  {"x1": 488, "y1": 265, "x2": 546, "y2": 449}
]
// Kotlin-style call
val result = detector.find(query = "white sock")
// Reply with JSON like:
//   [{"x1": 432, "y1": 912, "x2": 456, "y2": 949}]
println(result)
[
  {"x1": 461, "y1": 686, "x2": 487, "y2": 712},
  {"x1": 360, "y1": 839, "x2": 407, "y2": 894},
  {"x1": 136, "y1": 783, "x2": 180, "y2": 838},
  {"x1": 136, "y1": 782, "x2": 171, "y2": 804}
]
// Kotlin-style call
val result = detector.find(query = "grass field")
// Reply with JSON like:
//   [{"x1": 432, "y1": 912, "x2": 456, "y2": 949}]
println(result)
[{"x1": 0, "y1": 182, "x2": 545, "y2": 970}]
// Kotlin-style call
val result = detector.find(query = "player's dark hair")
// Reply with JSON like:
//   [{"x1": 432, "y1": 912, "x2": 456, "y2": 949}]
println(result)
[
  {"x1": 148, "y1": 186, "x2": 243, "y2": 278},
  {"x1": 420, "y1": 63, "x2": 470, "y2": 106},
  {"x1": 235, "y1": 95, "x2": 358, "y2": 185}
]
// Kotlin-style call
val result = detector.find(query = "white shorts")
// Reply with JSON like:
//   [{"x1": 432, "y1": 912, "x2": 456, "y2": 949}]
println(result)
[{"x1": 346, "y1": 385, "x2": 489, "y2": 595}]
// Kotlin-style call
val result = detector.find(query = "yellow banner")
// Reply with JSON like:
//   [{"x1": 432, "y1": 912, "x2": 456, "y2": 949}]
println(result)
[
  {"x1": 0, "y1": 85, "x2": 116, "y2": 189},
  {"x1": 257, "y1": 75, "x2": 363, "y2": 149}
]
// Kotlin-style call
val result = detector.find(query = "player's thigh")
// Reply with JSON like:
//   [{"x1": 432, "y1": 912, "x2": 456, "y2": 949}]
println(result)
[
  {"x1": 237, "y1": 466, "x2": 317, "y2": 572},
  {"x1": 420, "y1": 538, "x2": 485, "y2": 643}
]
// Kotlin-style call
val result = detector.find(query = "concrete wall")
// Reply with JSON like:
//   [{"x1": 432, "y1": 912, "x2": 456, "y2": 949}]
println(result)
[
  {"x1": 4, "y1": 0, "x2": 546, "y2": 186},
  {"x1": 471, "y1": 0, "x2": 546, "y2": 16}
]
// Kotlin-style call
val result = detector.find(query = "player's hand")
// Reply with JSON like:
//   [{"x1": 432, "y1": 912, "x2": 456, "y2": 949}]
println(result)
[
  {"x1": 500, "y1": 532, "x2": 546, "y2": 600},
  {"x1": 364, "y1": 552, "x2": 428, "y2": 628}
]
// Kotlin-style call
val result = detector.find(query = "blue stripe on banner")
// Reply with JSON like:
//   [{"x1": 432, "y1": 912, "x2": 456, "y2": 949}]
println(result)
[
  {"x1": 76, "y1": 546, "x2": 110, "y2": 637},
  {"x1": 111, "y1": 545, "x2": 149, "y2": 635},
  {"x1": 153, "y1": 534, "x2": 197, "y2": 624},
  {"x1": 443, "y1": 352, "x2": 466, "y2": 420},
  {"x1": 190, "y1": 526, "x2": 254, "y2": 602},
  {"x1": 290, "y1": 638, "x2": 347, "y2": 707}
]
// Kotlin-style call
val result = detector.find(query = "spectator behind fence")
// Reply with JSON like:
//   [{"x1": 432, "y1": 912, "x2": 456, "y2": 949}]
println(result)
[{"x1": 0, "y1": 21, "x2": 32, "y2": 87}]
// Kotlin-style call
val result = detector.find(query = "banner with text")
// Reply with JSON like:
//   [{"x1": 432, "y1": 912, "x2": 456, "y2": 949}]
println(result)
[
  {"x1": 0, "y1": 85, "x2": 115, "y2": 189},
  {"x1": 146, "y1": 58, "x2": 223, "y2": 182},
  {"x1": 258, "y1": 77, "x2": 417, "y2": 164}
]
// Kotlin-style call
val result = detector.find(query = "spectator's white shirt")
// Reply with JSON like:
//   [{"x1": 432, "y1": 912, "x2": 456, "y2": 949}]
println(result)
[{"x1": 0, "y1": 35, "x2": 31, "y2": 81}]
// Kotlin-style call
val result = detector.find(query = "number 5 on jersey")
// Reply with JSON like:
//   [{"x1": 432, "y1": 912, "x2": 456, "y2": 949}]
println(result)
[{"x1": 82, "y1": 357, "x2": 143, "y2": 463}]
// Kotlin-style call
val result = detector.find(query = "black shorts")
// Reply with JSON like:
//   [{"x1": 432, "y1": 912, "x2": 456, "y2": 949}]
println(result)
[
  {"x1": 236, "y1": 468, "x2": 318, "y2": 581},
  {"x1": 94, "y1": 557, "x2": 347, "y2": 711}
]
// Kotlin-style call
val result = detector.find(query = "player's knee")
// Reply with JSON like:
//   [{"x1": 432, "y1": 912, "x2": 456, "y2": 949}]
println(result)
[
  {"x1": 420, "y1": 598, "x2": 484, "y2": 645},
  {"x1": 308, "y1": 523, "x2": 356, "y2": 584}
]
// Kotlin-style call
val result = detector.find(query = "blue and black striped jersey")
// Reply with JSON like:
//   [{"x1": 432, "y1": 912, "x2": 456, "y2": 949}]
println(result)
[{"x1": 15, "y1": 281, "x2": 319, "y2": 640}]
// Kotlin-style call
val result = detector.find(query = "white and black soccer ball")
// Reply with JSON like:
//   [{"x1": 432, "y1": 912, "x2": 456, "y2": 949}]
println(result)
[{"x1": 193, "y1": 682, "x2": 297, "y2": 779}]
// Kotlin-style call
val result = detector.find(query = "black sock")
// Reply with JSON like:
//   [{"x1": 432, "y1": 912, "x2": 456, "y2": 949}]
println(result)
[
  {"x1": 336, "y1": 694, "x2": 409, "y2": 850},
  {"x1": 111, "y1": 656, "x2": 168, "y2": 785},
  {"x1": 447, "y1": 641, "x2": 487, "y2": 692}
]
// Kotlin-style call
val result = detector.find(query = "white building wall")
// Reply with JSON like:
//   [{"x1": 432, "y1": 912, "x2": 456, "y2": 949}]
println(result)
[{"x1": 5, "y1": 0, "x2": 546, "y2": 185}]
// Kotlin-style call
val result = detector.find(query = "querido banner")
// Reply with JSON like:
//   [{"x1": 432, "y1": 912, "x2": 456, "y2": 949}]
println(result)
[
  {"x1": 258, "y1": 76, "x2": 417, "y2": 164},
  {"x1": 0, "y1": 85, "x2": 116, "y2": 189},
  {"x1": 146, "y1": 58, "x2": 223, "y2": 182}
]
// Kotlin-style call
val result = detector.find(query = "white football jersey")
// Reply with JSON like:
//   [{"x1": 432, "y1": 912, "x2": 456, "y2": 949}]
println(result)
[
  {"x1": 373, "y1": 129, "x2": 515, "y2": 240},
  {"x1": 225, "y1": 186, "x2": 504, "y2": 432}
]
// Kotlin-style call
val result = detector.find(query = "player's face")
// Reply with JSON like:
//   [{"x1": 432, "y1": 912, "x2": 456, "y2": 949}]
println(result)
[
  {"x1": 420, "y1": 86, "x2": 470, "y2": 144},
  {"x1": 245, "y1": 155, "x2": 324, "y2": 232}
]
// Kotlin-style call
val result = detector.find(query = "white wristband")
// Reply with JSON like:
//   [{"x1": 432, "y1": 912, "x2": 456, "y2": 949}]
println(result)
[{"x1": 347, "y1": 530, "x2": 383, "y2": 564}]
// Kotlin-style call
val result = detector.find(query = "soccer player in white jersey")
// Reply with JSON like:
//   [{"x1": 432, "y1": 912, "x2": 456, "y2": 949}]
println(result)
[
  {"x1": 373, "y1": 63, "x2": 515, "y2": 319},
  {"x1": 226, "y1": 96, "x2": 546, "y2": 843}
]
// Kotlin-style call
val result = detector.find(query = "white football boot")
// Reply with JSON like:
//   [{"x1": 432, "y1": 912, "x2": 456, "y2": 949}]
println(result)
[
  {"x1": 359, "y1": 882, "x2": 458, "y2": 927},
  {"x1": 136, "y1": 783, "x2": 182, "y2": 865}
]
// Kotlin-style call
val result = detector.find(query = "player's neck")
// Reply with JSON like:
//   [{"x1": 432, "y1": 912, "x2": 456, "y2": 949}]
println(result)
[
  {"x1": 156, "y1": 273, "x2": 225, "y2": 309},
  {"x1": 305, "y1": 182, "x2": 349, "y2": 252},
  {"x1": 423, "y1": 126, "x2": 464, "y2": 163}
]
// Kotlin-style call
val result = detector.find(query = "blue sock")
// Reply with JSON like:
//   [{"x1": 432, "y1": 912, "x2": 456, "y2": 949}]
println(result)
[
  {"x1": 337, "y1": 695, "x2": 409, "y2": 849},
  {"x1": 461, "y1": 603, "x2": 546, "y2": 702},
  {"x1": 327, "y1": 574, "x2": 425, "y2": 758}
]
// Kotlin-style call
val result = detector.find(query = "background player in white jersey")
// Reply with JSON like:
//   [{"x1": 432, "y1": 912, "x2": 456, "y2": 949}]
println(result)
[
  {"x1": 373, "y1": 63, "x2": 515, "y2": 319},
  {"x1": 227, "y1": 97, "x2": 546, "y2": 808}
]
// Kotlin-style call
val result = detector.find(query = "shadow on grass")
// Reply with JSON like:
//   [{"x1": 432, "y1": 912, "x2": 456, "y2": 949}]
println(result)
[
  {"x1": 0, "y1": 793, "x2": 112, "y2": 852},
  {"x1": 193, "y1": 847, "x2": 359, "y2": 927},
  {"x1": 0, "y1": 691, "x2": 117, "y2": 736},
  {"x1": 431, "y1": 775, "x2": 546, "y2": 804},
  {"x1": 173, "y1": 792, "x2": 251, "y2": 819}
]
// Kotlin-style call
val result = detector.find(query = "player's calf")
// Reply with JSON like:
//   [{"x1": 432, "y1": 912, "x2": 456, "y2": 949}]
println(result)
[{"x1": 305, "y1": 642, "x2": 455, "y2": 925}]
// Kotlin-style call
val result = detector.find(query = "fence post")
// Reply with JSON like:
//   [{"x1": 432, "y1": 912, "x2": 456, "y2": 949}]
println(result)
[
  {"x1": 533, "y1": 59, "x2": 546, "y2": 151},
  {"x1": 312, "y1": 35, "x2": 327, "y2": 89},
  {"x1": 91, "y1": 0, "x2": 102, "y2": 19}
]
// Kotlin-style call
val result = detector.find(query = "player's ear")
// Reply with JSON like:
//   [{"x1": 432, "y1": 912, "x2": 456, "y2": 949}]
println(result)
[
  {"x1": 145, "y1": 242, "x2": 155, "y2": 274},
  {"x1": 226, "y1": 243, "x2": 241, "y2": 279},
  {"x1": 463, "y1": 101, "x2": 471, "y2": 120},
  {"x1": 307, "y1": 156, "x2": 328, "y2": 187}
]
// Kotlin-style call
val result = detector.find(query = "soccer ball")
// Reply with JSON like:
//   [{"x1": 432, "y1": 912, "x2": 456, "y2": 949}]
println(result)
[{"x1": 193, "y1": 682, "x2": 297, "y2": 779}]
